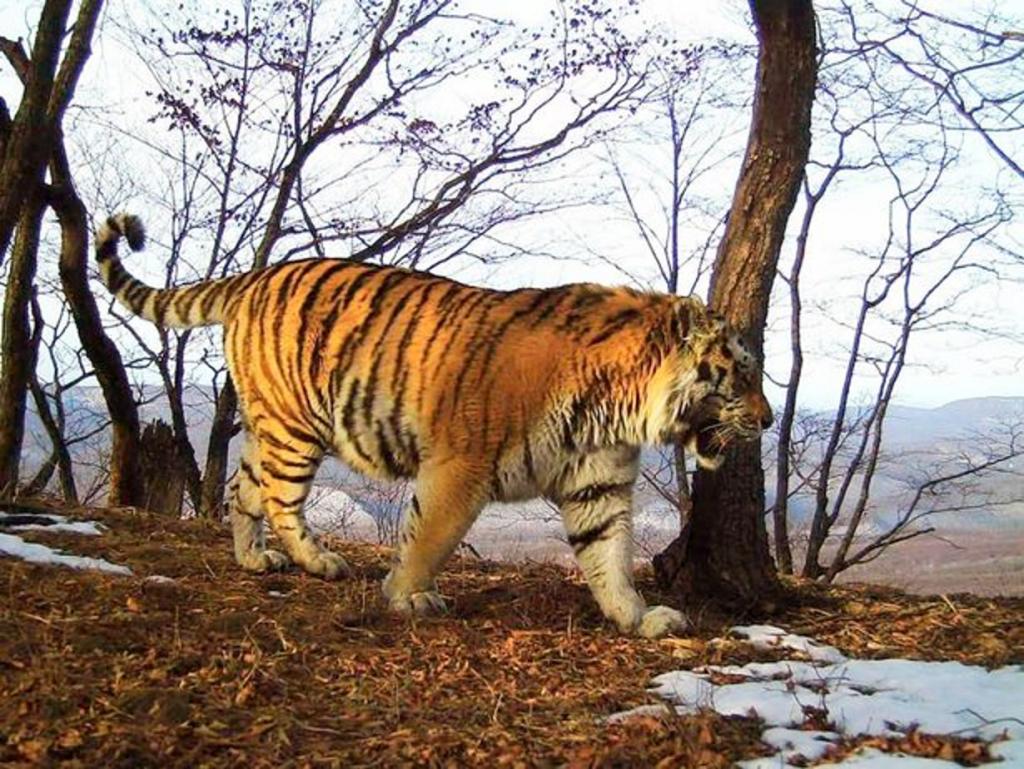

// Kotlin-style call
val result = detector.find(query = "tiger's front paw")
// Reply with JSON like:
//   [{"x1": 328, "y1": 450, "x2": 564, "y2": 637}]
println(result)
[
  {"x1": 637, "y1": 605, "x2": 688, "y2": 639},
  {"x1": 238, "y1": 548, "x2": 290, "y2": 573},
  {"x1": 301, "y1": 550, "x2": 351, "y2": 580},
  {"x1": 389, "y1": 589, "x2": 448, "y2": 616}
]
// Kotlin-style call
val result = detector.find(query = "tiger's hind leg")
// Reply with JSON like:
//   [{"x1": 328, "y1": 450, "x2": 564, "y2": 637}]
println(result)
[
  {"x1": 254, "y1": 431, "x2": 351, "y2": 579},
  {"x1": 383, "y1": 459, "x2": 487, "y2": 615},
  {"x1": 230, "y1": 432, "x2": 289, "y2": 572},
  {"x1": 556, "y1": 448, "x2": 688, "y2": 639}
]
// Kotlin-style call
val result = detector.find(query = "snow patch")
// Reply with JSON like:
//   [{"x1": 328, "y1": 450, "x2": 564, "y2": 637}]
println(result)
[
  {"x1": 761, "y1": 727, "x2": 838, "y2": 762},
  {"x1": 621, "y1": 627, "x2": 1024, "y2": 768},
  {"x1": 0, "y1": 512, "x2": 104, "y2": 536},
  {"x1": 732, "y1": 624, "x2": 847, "y2": 663},
  {"x1": 814, "y1": 748, "x2": 969, "y2": 767},
  {"x1": 0, "y1": 532, "x2": 131, "y2": 575},
  {"x1": 604, "y1": 704, "x2": 675, "y2": 724},
  {"x1": 991, "y1": 738, "x2": 1024, "y2": 764}
]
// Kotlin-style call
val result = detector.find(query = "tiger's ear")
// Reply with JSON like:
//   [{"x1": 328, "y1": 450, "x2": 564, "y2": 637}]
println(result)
[
  {"x1": 704, "y1": 311, "x2": 728, "y2": 337},
  {"x1": 673, "y1": 294, "x2": 705, "y2": 313},
  {"x1": 670, "y1": 295, "x2": 705, "y2": 340}
]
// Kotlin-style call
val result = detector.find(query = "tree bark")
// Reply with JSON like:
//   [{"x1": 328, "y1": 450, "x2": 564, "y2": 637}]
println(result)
[
  {"x1": 0, "y1": 0, "x2": 71, "y2": 263},
  {"x1": 0, "y1": 0, "x2": 114, "y2": 502},
  {"x1": 51, "y1": 140, "x2": 144, "y2": 506},
  {"x1": 655, "y1": 0, "x2": 817, "y2": 608},
  {"x1": 0, "y1": 195, "x2": 45, "y2": 495},
  {"x1": 139, "y1": 420, "x2": 186, "y2": 514},
  {"x1": 199, "y1": 380, "x2": 237, "y2": 517}
]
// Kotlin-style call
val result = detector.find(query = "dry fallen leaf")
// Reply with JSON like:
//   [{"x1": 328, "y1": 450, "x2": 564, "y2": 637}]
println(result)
[
  {"x1": 0, "y1": 503, "x2": 1019, "y2": 767},
  {"x1": 56, "y1": 729, "x2": 83, "y2": 750}
]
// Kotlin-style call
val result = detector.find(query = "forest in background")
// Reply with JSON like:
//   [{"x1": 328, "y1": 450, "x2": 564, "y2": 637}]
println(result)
[{"x1": 1, "y1": 0, "x2": 1023, "y2": 601}]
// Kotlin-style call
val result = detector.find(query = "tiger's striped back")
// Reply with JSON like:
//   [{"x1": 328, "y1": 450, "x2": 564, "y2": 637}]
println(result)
[{"x1": 93, "y1": 213, "x2": 705, "y2": 481}]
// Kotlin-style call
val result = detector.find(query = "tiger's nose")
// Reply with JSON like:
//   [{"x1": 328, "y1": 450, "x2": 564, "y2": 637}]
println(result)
[{"x1": 753, "y1": 394, "x2": 773, "y2": 430}]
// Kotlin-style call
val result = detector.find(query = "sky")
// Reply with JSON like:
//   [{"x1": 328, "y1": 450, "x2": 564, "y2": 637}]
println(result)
[{"x1": 1, "y1": 0, "x2": 1021, "y2": 413}]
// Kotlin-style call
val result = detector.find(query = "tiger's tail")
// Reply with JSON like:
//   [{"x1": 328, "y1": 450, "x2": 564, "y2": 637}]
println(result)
[{"x1": 94, "y1": 213, "x2": 241, "y2": 328}]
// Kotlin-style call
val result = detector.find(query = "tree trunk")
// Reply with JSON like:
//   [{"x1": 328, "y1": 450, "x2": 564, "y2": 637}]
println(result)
[
  {"x1": 672, "y1": 438, "x2": 692, "y2": 525},
  {"x1": 771, "y1": 197, "x2": 816, "y2": 575},
  {"x1": 0, "y1": 195, "x2": 45, "y2": 495},
  {"x1": 655, "y1": 0, "x2": 817, "y2": 608},
  {"x1": 20, "y1": 452, "x2": 56, "y2": 498},
  {"x1": 772, "y1": 346, "x2": 803, "y2": 573},
  {"x1": 51, "y1": 141, "x2": 144, "y2": 506},
  {"x1": 0, "y1": 0, "x2": 71, "y2": 264},
  {"x1": 1, "y1": 0, "x2": 111, "y2": 500},
  {"x1": 159, "y1": 364, "x2": 203, "y2": 511},
  {"x1": 199, "y1": 379, "x2": 237, "y2": 517},
  {"x1": 139, "y1": 420, "x2": 186, "y2": 514},
  {"x1": 27, "y1": 380, "x2": 77, "y2": 503},
  {"x1": 25, "y1": 291, "x2": 77, "y2": 502}
]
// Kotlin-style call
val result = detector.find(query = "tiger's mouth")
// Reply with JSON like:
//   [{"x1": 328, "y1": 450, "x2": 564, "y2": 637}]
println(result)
[
  {"x1": 680, "y1": 398, "x2": 763, "y2": 470},
  {"x1": 683, "y1": 419, "x2": 728, "y2": 470}
]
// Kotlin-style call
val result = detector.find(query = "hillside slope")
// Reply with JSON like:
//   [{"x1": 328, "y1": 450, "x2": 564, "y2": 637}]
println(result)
[{"x1": 1, "y1": 504, "x2": 1022, "y2": 767}]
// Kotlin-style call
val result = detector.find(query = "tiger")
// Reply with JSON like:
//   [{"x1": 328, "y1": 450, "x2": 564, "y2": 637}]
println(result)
[{"x1": 94, "y1": 213, "x2": 772, "y2": 638}]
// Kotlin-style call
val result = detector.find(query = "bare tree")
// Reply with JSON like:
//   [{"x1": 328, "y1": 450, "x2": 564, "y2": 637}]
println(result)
[
  {"x1": 338, "y1": 476, "x2": 410, "y2": 547},
  {"x1": 601, "y1": 50, "x2": 743, "y2": 296},
  {"x1": 304, "y1": 482, "x2": 364, "y2": 540},
  {"x1": 656, "y1": 0, "x2": 818, "y2": 606},
  {"x1": 18, "y1": 266, "x2": 156, "y2": 505},
  {"x1": 53, "y1": 139, "x2": 147, "y2": 505},
  {"x1": 769, "y1": 53, "x2": 886, "y2": 573},
  {"x1": 0, "y1": 0, "x2": 71, "y2": 264},
  {"x1": 800, "y1": 168, "x2": 1009, "y2": 579},
  {"x1": 841, "y1": 0, "x2": 1024, "y2": 180},
  {"x1": 638, "y1": 446, "x2": 692, "y2": 526},
  {"x1": 763, "y1": 1, "x2": 1022, "y2": 580},
  {"x1": 601, "y1": 46, "x2": 747, "y2": 528},
  {"x1": 0, "y1": 191, "x2": 46, "y2": 495},
  {"x1": 828, "y1": 414, "x2": 1024, "y2": 579},
  {"x1": 21, "y1": 292, "x2": 79, "y2": 502},
  {"x1": 371, "y1": 482, "x2": 411, "y2": 548},
  {"x1": 0, "y1": 0, "x2": 143, "y2": 505}
]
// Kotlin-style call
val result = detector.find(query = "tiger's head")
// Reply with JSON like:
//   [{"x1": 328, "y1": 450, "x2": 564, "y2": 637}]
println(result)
[{"x1": 661, "y1": 307, "x2": 773, "y2": 470}]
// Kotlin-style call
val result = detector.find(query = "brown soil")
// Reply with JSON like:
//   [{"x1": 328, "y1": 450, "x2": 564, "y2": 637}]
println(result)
[
  {"x1": 835, "y1": 528, "x2": 1024, "y2": 597},
  {"x1": 1, "y1": 503, "x2": 1022, "y2": 767}
]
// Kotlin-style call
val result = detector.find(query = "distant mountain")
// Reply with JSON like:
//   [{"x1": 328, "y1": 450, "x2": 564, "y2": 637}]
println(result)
[
  {"x1": 791, "y1": 396, "x2": 1024, "y2": 532},
  {"x1": 883, "y1": 396, "x2": 1024, "y2": 450},
  {"x1": 638, "y1": 396, "x2": 1024, "y2": 533}
]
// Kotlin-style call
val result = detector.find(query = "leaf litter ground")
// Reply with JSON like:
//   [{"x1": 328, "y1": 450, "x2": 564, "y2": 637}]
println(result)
[{"x1": 0, "y1": 502, "x2": 1021, "y2": 767}]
